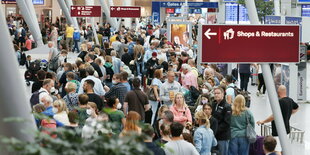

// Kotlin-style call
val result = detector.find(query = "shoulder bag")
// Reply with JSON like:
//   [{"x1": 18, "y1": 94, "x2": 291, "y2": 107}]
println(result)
[{"x1": 246, "y1": 110, "x2": 257, "y2": 143}]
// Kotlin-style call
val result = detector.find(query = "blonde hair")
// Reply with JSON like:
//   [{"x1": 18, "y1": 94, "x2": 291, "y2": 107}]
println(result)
[
  {"x1": 232, "y1": 95, "x2": 247, "y2": 115},
  {"x1": 65, "y1": 82, "x2": 77, "y2": 92},
  {"x1": 194, "y1": 110, "x2": 210, "y2": 128},
  {"x1": 80, "y1": 43, "x2": 87, "y2": 51},
  {"x1": 173, "y1": 92, "x2": 187, "y2": 107},
  {"x1": 53, "y1": 99, "x2": 68, "y2": 113},
  {"x1": 94, "y1": 47, "x2": 100, "y2": 55}
]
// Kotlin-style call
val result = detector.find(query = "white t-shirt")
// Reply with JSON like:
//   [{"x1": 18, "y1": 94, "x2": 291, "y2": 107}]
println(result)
[
  {"x1": 164, "y1": 140, "x2": 199, "y2": 155},
  {"x1": 54, "y1": 111, "x2": 70, "y2": 126}
]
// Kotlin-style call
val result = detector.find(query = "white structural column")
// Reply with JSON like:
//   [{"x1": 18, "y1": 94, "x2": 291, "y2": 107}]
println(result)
[
  {"x1": 24, "y1": 0, "x2": 42, "y2": 41},
  {"x1": 123, "y1": 0, "x2": 133, "y2": 29},
  {"x1": 0, "y1": 4, "x2": 37, "y2": 155},
  {"x1": 107, "y1": 0, "x2": 119, "y2": 28},
  {"x1": 217, "y1": 0, "x2": 226, "y2": 24},
  {"x1": 57, "y1": 0, "x2": 74, "y2": 25},
  {"x1": 281, "y1": 0, "x2": 292, "y2": 16},
  {"x1": 16, "y1": 0, "x2": 43, "y2": 46},
  {"x1": 245, "y1": 0, "x2": 292, "y2": 154},
  {"x1": 274, "y1": 0, "x2": 281, "y2": 16},
  {"x1": 65, "y1": 0, "x2": 79, "y2": 29},
  {"x1": 86, "y1": 0, "x2": 99, "y2": 45},
  {"x1": 98, "y1": 0, "x2": 117, "y2": 28}
]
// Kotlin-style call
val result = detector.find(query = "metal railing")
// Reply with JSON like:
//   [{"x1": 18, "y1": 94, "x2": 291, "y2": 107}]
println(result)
[{"x1": 260, "y1": 124, "x2": 305, "y2": 143}]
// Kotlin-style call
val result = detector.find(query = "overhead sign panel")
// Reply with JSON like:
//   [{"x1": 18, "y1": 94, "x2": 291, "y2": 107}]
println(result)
[
  {"x1": 200, "y1": 25, "x2": 300, "y2": 63},
  {"x1": 71, "y1": 6, "x2": 101, "y2": 17},
  {"x1": 110, "y1": 6, "x2": 141, "y2": 18}
]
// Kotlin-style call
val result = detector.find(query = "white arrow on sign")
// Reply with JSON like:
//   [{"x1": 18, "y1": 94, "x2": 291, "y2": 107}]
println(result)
[
  {"x1": 72, "y1": 7, "x2": 75, "y2": 10},
  {"x1": 111, "y1": 7, "x2": 115, "y2": 11},
  {"x1": 204, "y1": 28, "x2": 217, "y2": 39}
]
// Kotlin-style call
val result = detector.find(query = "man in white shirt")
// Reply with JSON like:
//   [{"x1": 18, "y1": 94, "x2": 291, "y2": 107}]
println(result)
[
  {"x1": 78, "y1": 66, "x2": 106, "y2": 96},
  {"x1": 160, "y1": 71, "x2": 182, "y2": 107},
  {"x1": 164, "y1": 122, "x2": 199, "y2": 155}
]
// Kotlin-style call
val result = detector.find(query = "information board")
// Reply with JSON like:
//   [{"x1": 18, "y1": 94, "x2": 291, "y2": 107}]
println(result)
[
  {"x1": 225, "y1": 3, "x2": 249, "y2": 23},
  {"x1": 200, "y1": 25, "x2": 300, "y2": 63},
  {"x1": 302, "y1": 4, "x2": 310, "y2": 17},
  {"x1": 1, "y1": 0, "x2": 43, "y2": 4}
]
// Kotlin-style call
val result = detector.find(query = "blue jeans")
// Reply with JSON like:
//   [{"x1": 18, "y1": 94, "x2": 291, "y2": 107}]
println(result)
[
  {"x1": 72, "y1": 40, "x2": 80, "y2": 53},
  {"x1": 228, "y1": 137, "x2": 249, "y2": 155},
  {"x1": 218, "y1": 140, "x2": 229, "y2": 155},
  {"x1": 135, "y1": 61, "x2": 144, "y2": 76}
]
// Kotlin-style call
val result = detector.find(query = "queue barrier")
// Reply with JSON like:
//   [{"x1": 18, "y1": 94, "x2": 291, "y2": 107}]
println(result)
[{"x1": 260, "y1": 124, "x2": 305, "y2": 143}]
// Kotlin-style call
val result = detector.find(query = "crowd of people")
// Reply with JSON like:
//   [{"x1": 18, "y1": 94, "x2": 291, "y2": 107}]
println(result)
[{"x1": 8, "y1": 15, "x2": 300, "y2": 155}]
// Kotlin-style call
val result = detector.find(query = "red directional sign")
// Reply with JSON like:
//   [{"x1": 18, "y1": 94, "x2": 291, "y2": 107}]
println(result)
[
  {"x1": 110, "y1": 6, "x2": 141, "y2": 18},
  {"x1": 200, "y1": 25, "x2": 300, "y2": 63},
  {"x1": 71, "y1": 6, "x2": 101, "y2": 17}
]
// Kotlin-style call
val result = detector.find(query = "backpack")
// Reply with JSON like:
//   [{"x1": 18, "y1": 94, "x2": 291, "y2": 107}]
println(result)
[
  {"x1": 19, "y1": 51, "x2": 26, "y2": 66},
  {"x1": 29, "y1": 60, "x2": 41, "y2": 71},
  {"x1": 48, "y1": 53, "x2": 60, "y2": 72},
  {"x1": 73, "y1": 31, "x2": 80, "y2": 41},
  {"x1": 30, "y1": 90, "x2": 46, "y2": 107},
  {"x1": 104, "y1": 65, "x2": 114, "y2": 81},
  {"x1": 189, "y1": 86, "x2": 200, "y2": 101},
  {"x1": 228, "y1": 86, "x2": 251, "y2": 107}
]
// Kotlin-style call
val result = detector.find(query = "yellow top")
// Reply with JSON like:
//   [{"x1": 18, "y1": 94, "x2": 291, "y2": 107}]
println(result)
[
  {"x1": 110, "y1": 34, "x2": 117, "y2": 43},
  {"x1": 66, "y1": 26, "x2": 74, "y2": 38}
]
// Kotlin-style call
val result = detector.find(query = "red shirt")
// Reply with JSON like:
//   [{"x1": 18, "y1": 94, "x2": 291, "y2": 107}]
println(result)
[{"x1": 25, "y1": 39, "x2": 32, "y2": 50}]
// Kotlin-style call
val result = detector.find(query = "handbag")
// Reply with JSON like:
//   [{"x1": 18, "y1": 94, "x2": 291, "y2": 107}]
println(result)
[
  {"x1": 146, "y1": 86, "x2": 157, "y2": 101},
  {"x1": 246, "y1": 110, "x2": 257, "y2": 143},
  {"x1": 133, "y1": 90, "x2": 153, "y2": 123}
]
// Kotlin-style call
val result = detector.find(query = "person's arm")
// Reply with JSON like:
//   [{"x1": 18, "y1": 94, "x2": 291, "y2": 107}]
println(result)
[
  {"x1": 185, "y1": 107, "x2": 192, "y2": 123},
  {"x1": 172, "y1": 111, "x2": 187, "y2": 122},
  {"x1": 257, "y1": 115, "x2": 274, "y2": 125},
  {"x1": 98, "y1": 81, "x2": 106, "y2": 96},
  {"x1": 292, "y1": 108, "x2": 299, "y2": 114},
  {"x1": 226, "y1": 95, "x2": 232, "y2": 105},
  {"x1": 104, "y1": 87, "x2": 114, "y2": 98},
  {"x1": 48, "y1": 50, "x2": 52, "y2": 62},
  {"x1": 292, "y1": 101, "x2": 299, "y2": 114},
  {"x1": 123, "y1": 102, "x2": 128, "y2": 116},
  {"x1": 193, "y1": 131, "x2": 202, "y2": 153},
  {"x1": 211, "y1": 117, "x2": 218, "y2": 135},
  {"x1": 153, "y1": 85, "x2": 160, "y2": 102},
  {"x1": 144, "y1": 96, "x2": 150, "y2": 111}
]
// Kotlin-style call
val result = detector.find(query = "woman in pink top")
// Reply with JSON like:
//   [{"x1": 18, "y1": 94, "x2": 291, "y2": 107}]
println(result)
[{"x1": 170, "y1": 92, "x2": 192, "y2": 126}]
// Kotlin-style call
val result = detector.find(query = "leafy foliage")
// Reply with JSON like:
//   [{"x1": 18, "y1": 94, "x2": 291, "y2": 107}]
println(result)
[
  {"x1": 1, "y1": 121, "x2": 152, "y2": 155},
  {"x1": 238, "y1": 0, "x2": 274, "y2": 22}
]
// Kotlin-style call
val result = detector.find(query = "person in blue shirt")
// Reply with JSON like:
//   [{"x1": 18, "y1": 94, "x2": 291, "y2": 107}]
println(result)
[
  {"x1": 127, "y1": 36, "x2": 136, "y2": 56},
  {"x1": 120, "y1": 71, "x2": 131, "y2": 91},
  {"x1": 194, "y1": 110, "x2": 217, "y2": 155},
  {"x1": 38, "y1": 94, "x2": 64, "y2": 127},
  {"x1": 144, "y1": 42, "x2": 157, "y2": 63}
]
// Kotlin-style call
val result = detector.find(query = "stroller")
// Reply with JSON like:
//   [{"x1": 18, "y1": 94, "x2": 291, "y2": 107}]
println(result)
[{"x1": 24, "y1": 59, "x2": 48, "y2": 86}]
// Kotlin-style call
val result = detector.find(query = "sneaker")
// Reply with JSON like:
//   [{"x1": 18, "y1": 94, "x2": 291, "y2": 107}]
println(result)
[{"x1": 256, "y1": 91, "x2": 260, "y2": 96}]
